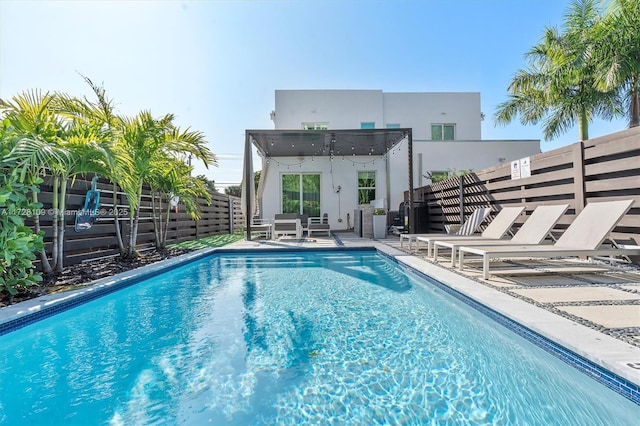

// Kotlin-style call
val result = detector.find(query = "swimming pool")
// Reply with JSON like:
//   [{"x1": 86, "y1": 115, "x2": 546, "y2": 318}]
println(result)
[{"x1": 0, "y1": 250, "x2": 638, "y2": 424}]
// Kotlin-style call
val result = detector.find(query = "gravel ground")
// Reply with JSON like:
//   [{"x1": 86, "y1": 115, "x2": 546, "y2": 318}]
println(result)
[{"x1": 0, "y1": 248, "x2": 193, "y2": 308}]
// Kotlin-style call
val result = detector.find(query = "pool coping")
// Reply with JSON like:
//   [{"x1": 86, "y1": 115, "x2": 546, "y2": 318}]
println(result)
[
  {"x1": 0, "y1": 248, "x2": 219, "y2": 334},
  {"x1": 1, "y1": 243, "x2": 639, "y2": 403}
]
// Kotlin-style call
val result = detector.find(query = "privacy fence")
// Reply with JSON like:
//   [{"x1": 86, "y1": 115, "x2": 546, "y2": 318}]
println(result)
[
  {"x1": 409, "y1": 127, "x2": 640, "y2": 246},
  {"x1": 29, "y1": 180, "x2": 243, "y2": 266}
]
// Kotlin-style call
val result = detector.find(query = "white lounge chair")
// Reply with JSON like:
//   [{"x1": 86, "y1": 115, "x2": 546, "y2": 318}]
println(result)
[
  {"x1": 415, "y1": 206, "x2": 525, "y2": 256},
  {"x1": 399, "y1": 207, "x2": 492, "y2": 252},
  {"x1": 457, "y1": 199, "x2": 640, "y2": 279},
  {"x1": 432, "y1": 204, "x2": 568, "y2": 266}
]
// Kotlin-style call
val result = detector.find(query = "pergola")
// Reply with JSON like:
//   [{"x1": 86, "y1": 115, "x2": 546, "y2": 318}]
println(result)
[{"x1": 243, "y1": 128, "x2": 415, "y2": 239}]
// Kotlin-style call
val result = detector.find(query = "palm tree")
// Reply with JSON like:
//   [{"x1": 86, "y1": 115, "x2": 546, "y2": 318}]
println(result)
[
  {"x1": 120, "y1": 112, "x2": 216, "y2": 258},
  {"x1": 55, "y1": 77, "x2": 136, "y2": 257},
  {"x1": 52, "y1": 130, "x2": 119, "y2": 271},
  {"x1": 495, "y1": 0, "x2": 623, "y2": 141},
  {"x1": 148, "y1": 158, "x2": 212, "y2": 249},
  {"x1": 3, "y1": 89, "x2": 121, "y2": 272},
  {"x1": 0, "y1": 91, "x2": 69, "y2": 273},
  {"x1": 2, "y1": 83, "x2": 217, "y2": 269},
  {"x1": 591, "y1": 0, "x2": 640, "y2": 128}
]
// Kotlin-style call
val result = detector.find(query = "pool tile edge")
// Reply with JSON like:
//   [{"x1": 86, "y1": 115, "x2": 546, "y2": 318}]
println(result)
[{"x1": 0, "y1": 247, "x2": 219, "y2": 334}]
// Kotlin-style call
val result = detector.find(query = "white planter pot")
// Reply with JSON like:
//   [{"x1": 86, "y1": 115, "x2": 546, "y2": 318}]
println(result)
[{"x1": 373, "y1": 215, "x2": 387, "y2": 239}]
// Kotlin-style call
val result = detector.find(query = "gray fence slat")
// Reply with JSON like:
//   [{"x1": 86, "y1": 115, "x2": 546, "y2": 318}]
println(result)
[{"x1": 410, "y1": 127, "x2": 640, "y2": 246}]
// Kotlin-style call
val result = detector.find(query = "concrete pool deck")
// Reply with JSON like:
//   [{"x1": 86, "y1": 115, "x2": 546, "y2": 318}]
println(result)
[{"x1": 231, "y1": 232, "x2": 640, "y2": 387}]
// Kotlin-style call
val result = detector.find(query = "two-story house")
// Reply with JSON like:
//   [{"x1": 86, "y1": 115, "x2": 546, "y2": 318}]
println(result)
[{"x1": 245, "y1": 90, "x2": 540, "y2": 232}]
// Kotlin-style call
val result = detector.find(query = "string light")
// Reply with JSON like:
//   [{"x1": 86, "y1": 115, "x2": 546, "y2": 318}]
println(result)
[
  {"x1": 265, "y1": 155, "x2": 381, "y2": 168},
  {"x1": 261, "y1": 137, "x2": 406, "y2": 169}
]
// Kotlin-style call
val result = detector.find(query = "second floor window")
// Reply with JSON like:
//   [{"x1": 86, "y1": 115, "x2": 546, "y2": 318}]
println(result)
[
  {"x1": 303, "y1": 122, "x2": 328, "y2": 130},
  {"x1": 431, "y1": 124, "x2": 455, "y2": 140}
]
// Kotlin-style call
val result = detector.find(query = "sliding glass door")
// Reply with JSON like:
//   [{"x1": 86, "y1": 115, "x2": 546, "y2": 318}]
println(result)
[{"x1": 281, "y1": 174, "x2": 320, "y2": 216}]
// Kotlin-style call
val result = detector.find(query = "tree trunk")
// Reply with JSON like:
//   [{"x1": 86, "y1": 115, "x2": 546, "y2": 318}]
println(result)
[
  {"x1": 151, "y1": 190, "x2": 160, "y2": 249},
  {"x1": 630, "y1": 75, "x2": 639, "y2": 128},
  {"x1": 127, "y1": 188, "x2": 143, "y2": 258},
  {"x1": 578, "y1": 108, "x2": 589, "y2": 141},
  {"x1": 112, "y1": 182, "x2": 126, "y2": 257},
  {"x1": 55, "y1": 177, "x2": 68, "y2": 272},
  {"x1": 32, "y1": 189, "x2": 52, "y2": 273},
  {"x1": 51, "y1": 176, "x2": 59, "y2": 271},
  {"x1": 127, "y1": 213, "x2": 135, "y2": 258},
  {"x1": 131, "y1": 202, "x2": 141, "y2": 256},
  {"x1": 162, "y1": 202, "x2": 172, "y2": 249}
]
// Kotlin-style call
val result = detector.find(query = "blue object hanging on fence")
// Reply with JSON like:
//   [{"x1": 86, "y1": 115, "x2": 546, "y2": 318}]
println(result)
[{"x1": 74, "y1": 176, "x2": 100, "y2": 232}]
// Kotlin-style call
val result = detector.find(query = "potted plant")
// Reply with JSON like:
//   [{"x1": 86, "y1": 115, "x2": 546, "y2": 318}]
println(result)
[{"x1": 372, "y1": 208, "x2": 387, "y2": 239}]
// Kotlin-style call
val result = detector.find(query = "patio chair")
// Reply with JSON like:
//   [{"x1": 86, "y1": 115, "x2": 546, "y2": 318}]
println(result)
[
  {"x1": 432, "y1": 204, "x2": 568, "y2": 266},
  {"x1": 399, "y1": 207, "x2": 492, "y2": 252},
  {"x1": 457, "y1": 199, "x2": 640, "y2": 279},
  {"x1": 299, "y1": 214, "x2": 309, "y2": 233},
  {"x1": 249, "y1": 216, "x2": 272, "y2": 239},
  {"x1": 414, "y1": 206, "x2": 524, "y2": 256},
  {"x1": 273, "y1": 213, "x2": 302, "y2": 239},
  {"x1": 308, "y1": 213, "x2": 331, "y2": 237}
]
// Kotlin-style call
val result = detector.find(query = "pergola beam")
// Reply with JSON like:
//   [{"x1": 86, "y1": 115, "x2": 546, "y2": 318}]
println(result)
[
  {"x1": 244, "y1": 131, "x2": 253, "y2": 240},
  {"x1": 243, "y1": 128, "x2": 415, "y2": 239}
]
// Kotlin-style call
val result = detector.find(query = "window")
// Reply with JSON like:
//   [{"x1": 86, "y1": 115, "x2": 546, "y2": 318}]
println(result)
[
  {"x1": 281, "y1": 173, "x2": 321, "y2": 216},
  {"x1": 302, "y1": 122, "x2": 328, "y2": 130},
  {"x1": 386, "y1": 123, "x2": 400, "y2": 128},
  {"x1": 360, "y1": 122, "x2": 375, "y2": 129},
  {"x1": 431, "y1": 124, "x2": 455, "y2": 140},
  {"x1": 357, "y1": 171, "x2": 376, "y2": 205}
]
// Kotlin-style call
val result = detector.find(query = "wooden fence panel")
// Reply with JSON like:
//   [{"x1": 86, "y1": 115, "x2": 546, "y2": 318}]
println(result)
[
  {"x1": 29, "y1": 176, "x2": 243, "y2": 267},
  {"x1": 410, "y1": 127, "x2": 640, "y2": 246}
]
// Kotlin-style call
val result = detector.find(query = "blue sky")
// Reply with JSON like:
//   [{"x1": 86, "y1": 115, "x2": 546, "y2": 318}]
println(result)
[{"x1": 0, "y1": 0, "x2": 629, "y2": 189}]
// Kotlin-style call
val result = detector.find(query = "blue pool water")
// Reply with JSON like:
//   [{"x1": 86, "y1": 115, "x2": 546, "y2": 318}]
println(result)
[{"x1": 0, "y1": 250, "x2": 638, "y2": 425}]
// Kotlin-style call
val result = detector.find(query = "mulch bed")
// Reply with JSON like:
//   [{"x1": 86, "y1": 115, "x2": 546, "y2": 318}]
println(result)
[{"x1": 0, "y1": 248, "x2": 193, "y2": 308}]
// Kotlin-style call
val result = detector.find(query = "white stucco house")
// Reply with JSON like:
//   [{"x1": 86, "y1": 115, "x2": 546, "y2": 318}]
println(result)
[{"x1": 244, "y1": 90, "x2": 540, "y2": 234}]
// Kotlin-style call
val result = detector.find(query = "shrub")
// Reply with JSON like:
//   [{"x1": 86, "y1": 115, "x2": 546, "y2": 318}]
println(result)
[{"x1": 0, "y1": 172, "x2": 44, "y2": 295}]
